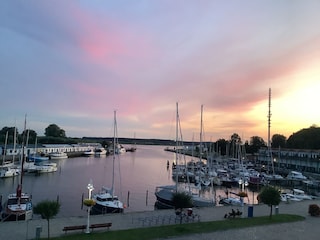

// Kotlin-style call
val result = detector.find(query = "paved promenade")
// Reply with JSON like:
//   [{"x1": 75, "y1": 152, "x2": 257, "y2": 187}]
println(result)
[{"x1": 1, "y1": 199, "x2": 319, "y2": 239}]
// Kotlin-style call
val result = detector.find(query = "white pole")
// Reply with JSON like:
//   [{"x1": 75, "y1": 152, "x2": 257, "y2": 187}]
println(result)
[{"x1": 85, "y1": 180, "x2": 94, "y2": 234}]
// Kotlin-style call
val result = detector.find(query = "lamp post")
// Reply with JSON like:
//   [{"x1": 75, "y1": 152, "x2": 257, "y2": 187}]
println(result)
[
  {"x1": 238, "y1": 178, "x2": 248, "y2": 218},
  {"x1": 85, "y1": 179, "x2": 94, "y2": 234}
]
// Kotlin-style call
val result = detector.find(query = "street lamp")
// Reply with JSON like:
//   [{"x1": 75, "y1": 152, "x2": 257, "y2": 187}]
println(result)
[
  {"x1": 238, "y1": 178, "x2": 248, "y2": 218},
  {"x1": 85, "y1": 179, "x2": 94, "y2": 234}
]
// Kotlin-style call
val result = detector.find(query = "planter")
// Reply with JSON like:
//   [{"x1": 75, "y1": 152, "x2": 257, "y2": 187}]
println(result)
[
  {"x1": 83, "y1": 199, "x2": 96, "y2": 207},
  {"x1": 238, "y1": 192, "x2": 248, "y2": 198}
]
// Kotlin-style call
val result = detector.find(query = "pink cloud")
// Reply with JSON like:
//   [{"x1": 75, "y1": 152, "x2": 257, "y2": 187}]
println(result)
[{"x1": 65, "y1": 6, "x2": 156, "y2": 72}]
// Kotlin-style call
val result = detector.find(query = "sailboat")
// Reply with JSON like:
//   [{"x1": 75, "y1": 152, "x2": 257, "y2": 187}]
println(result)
[
  {"x1": 195, "y1": 105, "x2": 216, "y2": 187},
  {"x1": 27, "y1": 137, "x2": 49, "y2": 162},
  {"x1": 0, "y1": 131, "x2": 20, "y2": 178},
  {"x1": 155, "y1": 103, "x2": 215, "y2": 209},
  {"x1": 1, "y1": 116, "x2": 33, "y2": 221},
  {"x1": 191, "y1": 105, "x2": 216, "y2": 207},
  {"x1": 91, "y1": 111, "x2": 124, "y2": 214},
  {"x1": 125, "y1": 133, "x2": 137, "y2": 152}
]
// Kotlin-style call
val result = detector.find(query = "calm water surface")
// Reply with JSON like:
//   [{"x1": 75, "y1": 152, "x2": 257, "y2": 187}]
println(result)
[{"x1": 0, "y1": 145, "x2": 256, "y2": 218}]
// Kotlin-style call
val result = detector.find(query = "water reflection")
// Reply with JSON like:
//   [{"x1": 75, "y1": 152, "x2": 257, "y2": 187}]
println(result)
[{"x1": 0, "y1": 145, "x2": 258, "y2": 218}]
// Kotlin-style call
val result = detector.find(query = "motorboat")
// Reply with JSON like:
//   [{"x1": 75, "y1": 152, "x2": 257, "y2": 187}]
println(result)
[
  {"x1": 91, "y1": 186, "x2": 124, "y2": 214},
  {"x1": 115, "y1": 144, "x2": 126, "y2": 154},
  {"x1": 291, "y1": 188, "x2": 313, "y2": 200},
  {"x1": 155, "y1": 185, "x2": 177, "y2": 208},
  {"x1": 24, "y1": 162, "x2": 58, "y2": 174},
  {"x1": 219, "y1": 197, "x2": 243, "y2": 206},
  {"x1": 49, "y1": 152, "x2": 68, "y2": 160},
  {"x1": 109, "y1": 144, "x2": 126, "y2": 154},
  {"x1": 35, "y1": 163, "x2": 58, "y2": 173},
  {"x1": 83, "y1": 149, "x2": 95, "y2": 156},
  {"x1": 286, "y1": 171, "x2": 307, "y2": 180},
  {"x1": 281, "y1": 193, "x2": 302, "y2": 202},
  {"x1": 0, "y1": 165, "x2": 20, "y2": 178},
  {"x1": 94, "y1": 147, "x2": 107, "y2": 156}
]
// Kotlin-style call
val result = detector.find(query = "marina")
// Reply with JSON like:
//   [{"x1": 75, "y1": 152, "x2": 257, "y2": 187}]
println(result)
[{"x1": 0, "y1": 144, "x2": 319, "y2": 220}]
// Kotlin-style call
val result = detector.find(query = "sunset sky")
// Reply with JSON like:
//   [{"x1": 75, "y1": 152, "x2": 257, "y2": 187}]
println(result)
[{"x1": 1, "y1": 0, "x2": 319, "y2": 143}]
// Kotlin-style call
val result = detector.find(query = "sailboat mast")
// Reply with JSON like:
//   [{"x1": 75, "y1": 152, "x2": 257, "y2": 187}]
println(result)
[
  {"x1": 112, "y1": 110, "x2": 116, "y2": 198},
  {"x1": 20, "y1": 115, "x2": 27, "y2": 186},
  {"x1": 199, "y1": 104, "x2": 203, "y2": 163},
  {"x1": 12, "y1": 123, "x2": 17, "y2": 163},
  {"x1": 2, "y1": 131, "x2": 8, "y2": 164},
  {"x1": 268, "y1": 88, "x2": 275, "y2": 175},
  {"x1": 175, "y1": 102, "x2": 179, "y2": 192}
]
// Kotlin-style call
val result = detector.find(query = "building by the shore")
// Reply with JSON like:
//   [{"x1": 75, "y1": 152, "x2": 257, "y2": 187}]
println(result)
[
  {"x1": 0, "y1": 143, "x2": 102, "y2": 163},
  {"x1": 257, "y1": 147, "x2": 320, "y2": 175}
]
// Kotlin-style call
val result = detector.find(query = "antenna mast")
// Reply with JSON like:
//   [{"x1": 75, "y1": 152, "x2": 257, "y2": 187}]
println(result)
[{"x1": 268, "y1": 88, "x2": 274, "y2": 175}]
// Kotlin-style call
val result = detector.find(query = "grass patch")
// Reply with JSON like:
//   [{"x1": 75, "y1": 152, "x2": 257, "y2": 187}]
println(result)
[{"x1": 52, "y1": 214, "x2": 304, "y2": 240}]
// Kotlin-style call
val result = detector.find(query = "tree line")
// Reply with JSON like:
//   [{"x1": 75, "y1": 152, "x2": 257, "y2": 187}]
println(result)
[{"x1": 1, "y1": 124, "x2": 320, "y2": 153}]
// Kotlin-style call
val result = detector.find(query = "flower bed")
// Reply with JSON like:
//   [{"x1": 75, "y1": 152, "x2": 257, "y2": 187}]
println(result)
[{"x1": 83, "y1": 199, "x2": 96, "y2": 207}]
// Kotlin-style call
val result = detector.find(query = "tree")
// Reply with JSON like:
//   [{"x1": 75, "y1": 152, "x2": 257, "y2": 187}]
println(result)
[
  {"x1": 229, "y1": 133, "x2": 241, "y2": 157},
  {"x1": 172, "y1": 192, "x2": 193, "y2": 224},
  {"x1": 271, "y1": 134, "x2": 286, "y2": 148},
  {"x1": 247, "y1": 136, "x2": 266, "y2": 153},
  {"x1": 215, "y1": 139, "x2": 227, "y2": 155},
  {"x1": 0, "y1": 127, "x2": 19, "y2": 144},
  {"x1": 287, "y1": 126, "x2": 320, "y2": 149},
  {"x1": 45, "y1": 124, "x2": 66, "y2": 138},
  {"x1": 258, "y1": 186, "x2": 281, "y2": 217},
  {"x1": 21, "y1": 129, "x2": 38, "y2": 145},
  {"x1": 33, "y1": 200, "x2": 61, "y2": 239}
]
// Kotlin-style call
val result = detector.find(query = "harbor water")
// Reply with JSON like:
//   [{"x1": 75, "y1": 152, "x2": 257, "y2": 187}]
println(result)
[{"x1": 0, "y1": 145, "x2": 258, "y2": 218}]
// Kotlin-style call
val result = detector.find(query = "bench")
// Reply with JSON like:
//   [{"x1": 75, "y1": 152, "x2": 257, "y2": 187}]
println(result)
[
  {"x1": 63, "y1": 225, "x2": 86, "y2": 233},
  {"x1": 90, "y1": 222, "x2": 112, "y2": 231}
]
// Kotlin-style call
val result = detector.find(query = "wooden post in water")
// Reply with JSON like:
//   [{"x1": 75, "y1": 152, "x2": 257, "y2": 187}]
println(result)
[
  {"x1": 56, "y1": 195, "x2": 60, "y2": 203},
  {"x1": 81, "y1": 193, "x2": 84, "y2": 210},
  {"x1": 127, "y1": 191, "x2": 130, "y2": 208},
  {"x1": 146, "y1": 190, "x2": 148, "y2": 206}
]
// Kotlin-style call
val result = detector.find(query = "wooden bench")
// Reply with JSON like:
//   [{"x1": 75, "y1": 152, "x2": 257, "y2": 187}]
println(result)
[
  {"x1": 63, "y1": 225, "x2": 86, "y2": 233},
  {"x1": 90, "y1": 222, "x2": 112, "y2": 231}
]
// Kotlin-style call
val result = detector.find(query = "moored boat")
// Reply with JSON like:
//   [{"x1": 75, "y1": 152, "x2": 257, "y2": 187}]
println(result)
[
  {"x1": 83, "y1": 149, "x2": 95, "y2": 156},
  {"x1": 23, "y1": 162, "x2": 58, "y2": 174},
  {"x1": 94, "y1": 147, "x2": 107, "y2": 156},
  {"x1": 155, "y1": 103, "x2": 215, "y2": 209},
  {"x1": 27, "y1": 153, "x2": 49, "y2": 162},
  {"x1": 1, "y1": 116, "x2": 33, "y2": 221},
  {"x1": 49, "y1": 152, "x2": 68, "y2": 160},
  {"x1": 218, "y1": 196, "x2": 243, "y2": 206},
  {"x1": 291, "y1": 188, "x2": 313, "y2": 200},
  {"x1": 91, "y1": 187, "x2": 124, "y2": 214},
  {"x1": 1, "y1": 189, "x2": 33, "y2": 221},
  {"x1": 90, "y1": 111, "x2": 124, "y2": 215},
  {"x1": 286, "y1": 171, "x2": 307, "y2": 180},
  {"x1": 0, "y1": 165, "x2": 20, "y2": 178}
]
